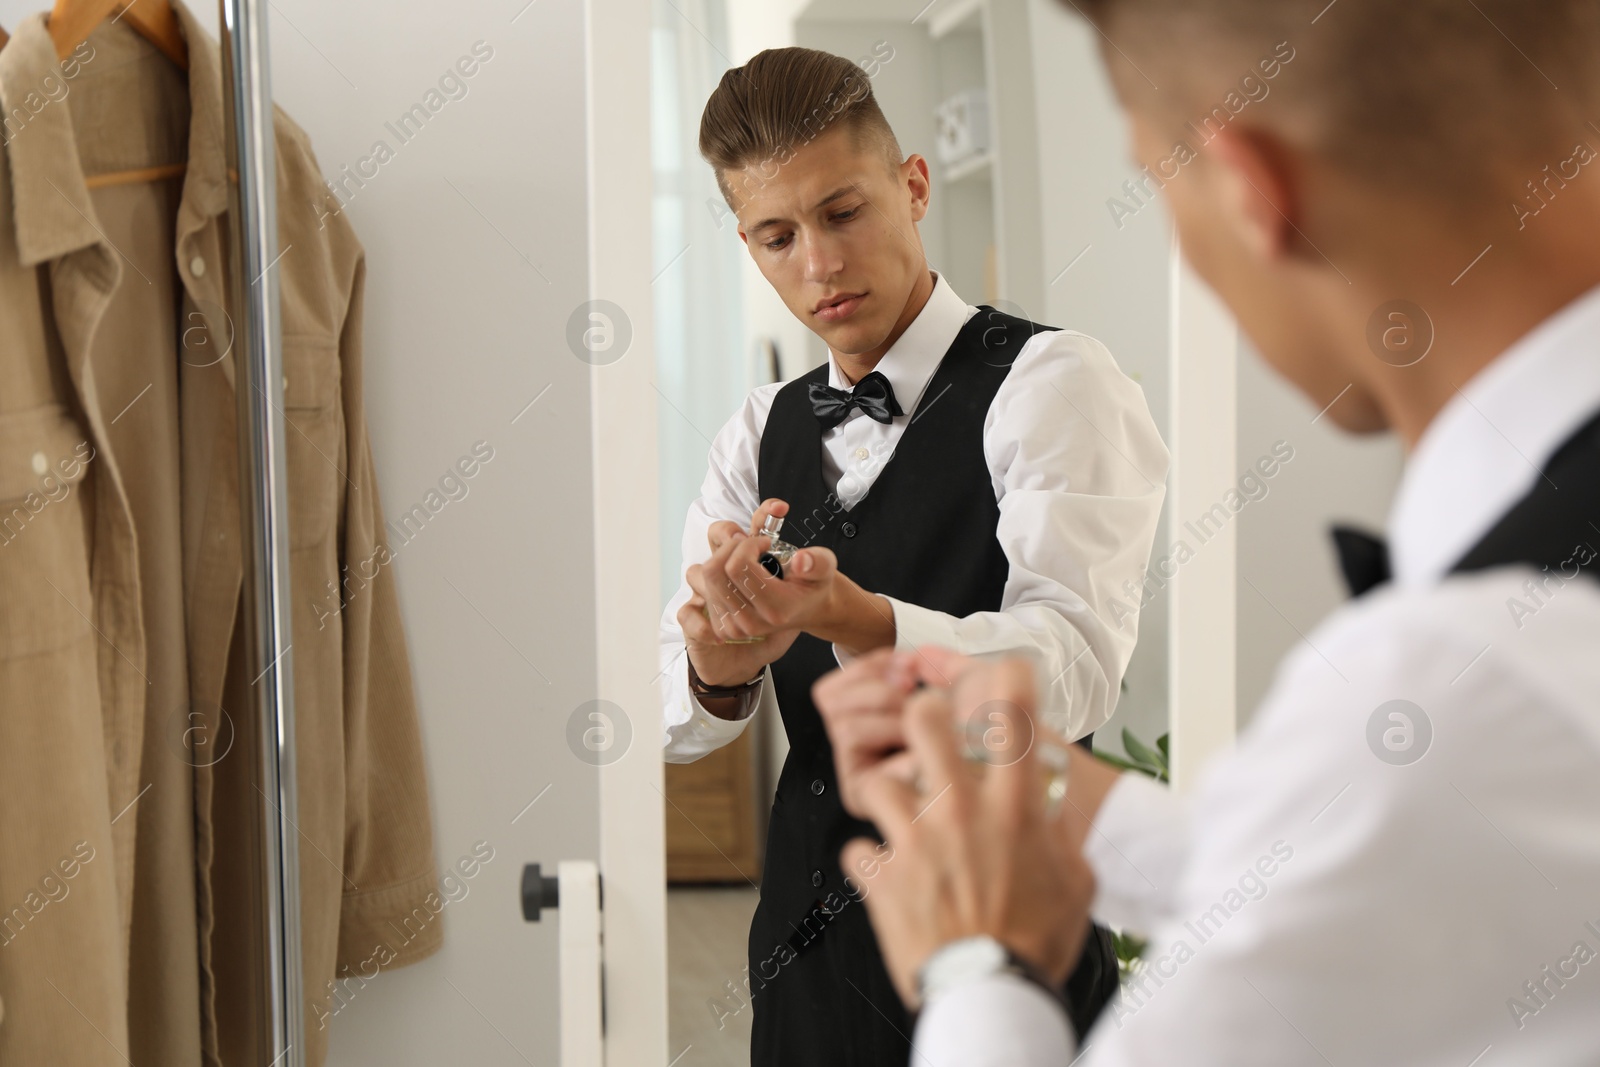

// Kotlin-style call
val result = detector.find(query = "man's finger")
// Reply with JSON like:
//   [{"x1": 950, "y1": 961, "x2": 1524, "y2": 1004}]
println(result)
[
  {"x1": 902, "y1": 685, "x2": 967, "y2": 805},
  {"x1": 678, "y1": 596, "x2": 722, "y2": 646},
  {"x1": 786, "y1": 545, "x2": 837, "y2": 583},
  {"x1": 832, "y1": 709, "x2": 907, "y2": 768},
  {"x1": 750, "y1": 497, "x2": 790, "y2": 536},
  {"x1": 707, "y1": 520, "x2": 744, "y2": 552},
  {"x1": 852, "y1": 763, "x2": 919, "y2": 840},
  {"x1": 724, "y1": 533, "x2": 777, "y2": 600},
  {"x1": 834, "y1": 715, "x2": 910, "y2": 816},
  {"x1": 813, "y1": 648, "x2": 898, "y2": 707},
  {"x1": 910, "y1": 645, "x2": 977, "y2": 690},
  {"x1": 839, "y1": 837, "x2": 885, "y2": 911},
  {"x1": 703, "y1": 532, "x2": 753, "y2": 621},
  {"x1": 965, "y1": 659, "x2": 1046, "y2": 820},
  {"x1": 708, "y1": 596, "x2": 758, "y2": 640},
  {"x1": 815, "y1": 672, "x2": 905, "y2": 727},
  {"x1": 875, "y1": 750, "x2": 919, "y2": 785}
]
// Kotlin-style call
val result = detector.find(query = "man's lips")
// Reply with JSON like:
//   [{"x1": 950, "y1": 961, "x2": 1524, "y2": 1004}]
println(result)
[{"x1": 814, "y1": 292, "x2": 866, "y2": 323}]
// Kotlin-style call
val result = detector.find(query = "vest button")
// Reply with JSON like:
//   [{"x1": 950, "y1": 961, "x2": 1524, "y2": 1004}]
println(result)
[
  {"x1": 810, "y1": 778, "x2": 825, "y2": 795},
  {"x1": 811, "y1": 870, "x2": 825, "y2": 888},
  {"x1": 841, "y1": 521, "x2": 858, "y2": 538}
]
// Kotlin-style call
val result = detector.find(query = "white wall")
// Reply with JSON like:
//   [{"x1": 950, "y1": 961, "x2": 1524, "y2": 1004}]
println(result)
[
  {"x1": 1234, "y1": 342, "x2": 1402, "y2": 721},
  {"x1": 1027, "y1": 0, "x2": 1172, "y2": 755},
  {"x1": 1026, "y1": 0, "x2": 1403, "y2": 743},
  {"x1": 179, "y1": 1, "x2": 602, "y2": 1061}
]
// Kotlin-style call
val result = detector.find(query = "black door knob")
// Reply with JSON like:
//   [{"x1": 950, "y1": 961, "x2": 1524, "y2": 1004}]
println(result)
[{"x1": 521, "y1": 863, "x2": 561, "y2": 922}]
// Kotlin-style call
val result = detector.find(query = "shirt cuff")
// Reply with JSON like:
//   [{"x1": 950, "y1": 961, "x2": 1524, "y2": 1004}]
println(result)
[
  {"x1": 662, "y1": 663, "x2": 763, "y2": 763},
  {"x1": 693, "y1": 692, "x2": 758, "y2": 730},
  {"x1": 915, "y1": 973, "x2": 1077, "y2": 1067}
]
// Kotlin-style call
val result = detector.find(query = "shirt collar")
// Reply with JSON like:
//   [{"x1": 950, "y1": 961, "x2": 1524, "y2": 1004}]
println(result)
[
  {"x1": 826, "y1": 269, "x2": 976, "y2": 417},
  {"x1": 0, "y1": 0, "x2": 229, "y2": 270},
  {"x1": 1389, "y1": 280, "x2": 1600, "y2": 586}
]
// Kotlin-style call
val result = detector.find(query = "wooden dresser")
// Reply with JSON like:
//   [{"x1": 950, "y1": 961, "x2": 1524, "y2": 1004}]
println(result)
[{"x1": 665, "y1": 726, "x2": 765, "y2": 883}]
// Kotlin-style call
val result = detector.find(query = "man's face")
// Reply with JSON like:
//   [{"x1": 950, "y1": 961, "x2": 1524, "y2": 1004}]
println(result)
[{"x1": 730, "y1": 125, "x2": 930, "y2": 358}]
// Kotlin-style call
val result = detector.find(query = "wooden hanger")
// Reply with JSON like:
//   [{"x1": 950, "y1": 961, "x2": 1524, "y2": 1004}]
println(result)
[
  {"x1": 51, "y1": 0, "x2": 187, "y2": 69},
  {"x1": 50, "y1": 0, "x2": 190, "y2": 189}
]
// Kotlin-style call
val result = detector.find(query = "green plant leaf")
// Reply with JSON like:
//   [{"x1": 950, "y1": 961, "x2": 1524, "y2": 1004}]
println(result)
[
  {"x1": 1111, "y1": 928, "x2": 1149, "y2": 983},
  {"x1": 1122, "y1": 728, "x2": 1165, "y2": 772},
  {"x1": 1094, "y1": 751, "x2": 1159, "y2": 777}
]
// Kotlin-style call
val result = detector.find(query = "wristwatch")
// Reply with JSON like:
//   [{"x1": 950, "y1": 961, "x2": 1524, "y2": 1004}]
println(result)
[
  {"x1": 915, "y1": 935, "x2": 1068, "y2": 1013},
  {"x1": 687, "y1": 656, "x2": 765, "y2": 698}
]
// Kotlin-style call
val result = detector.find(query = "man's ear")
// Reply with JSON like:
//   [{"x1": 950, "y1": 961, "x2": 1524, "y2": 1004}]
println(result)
[
  {"x1": 1205, "y1": 125, "x2": 1297, "y2": 262},
  {"x1": 904, "y1": 153, "x2": 931, "y2": 223}
]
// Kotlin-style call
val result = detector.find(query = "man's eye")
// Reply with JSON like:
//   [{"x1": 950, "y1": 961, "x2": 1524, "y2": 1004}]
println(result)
[
  {"x1": 765, "y1": 235, "x2": 790, "y2": 250},
  {"x1": 833, "y1": 209, "x2": 857, "y2": 222}
]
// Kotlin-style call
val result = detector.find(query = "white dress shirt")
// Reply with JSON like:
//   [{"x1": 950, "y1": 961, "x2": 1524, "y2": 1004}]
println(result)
[
  {"x1": 659, "y1": 269, "x2": 1169, "y2": 762},
  {"x1": 918, "y1": 282, "x2": 1600, "y2": 1064}
]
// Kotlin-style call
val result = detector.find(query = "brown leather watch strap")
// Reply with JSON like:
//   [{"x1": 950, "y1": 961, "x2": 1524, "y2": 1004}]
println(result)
[{"x1": 687, "y1": 655, "x2": 765, "y2": 697}]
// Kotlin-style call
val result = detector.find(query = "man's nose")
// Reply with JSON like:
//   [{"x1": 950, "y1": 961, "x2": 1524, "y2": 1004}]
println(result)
[{"x1": 802, "y1": 230, "x2": 845, "y2": 283}]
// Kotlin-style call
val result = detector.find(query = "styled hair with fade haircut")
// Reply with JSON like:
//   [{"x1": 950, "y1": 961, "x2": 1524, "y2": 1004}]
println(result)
[
  {"x1": 1069, "y1": 0, "x2": 1600, "y2": 206},
  {"x1": 698, "y1": 46, "x2": 902, "y2": 214}
]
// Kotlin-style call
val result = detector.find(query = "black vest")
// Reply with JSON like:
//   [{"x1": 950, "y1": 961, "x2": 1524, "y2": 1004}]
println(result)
[
  {"x1": 744, "y1": 306, "x2": 1119, "y2": 1065},
  {"x1": 1449, "y1": 407, "x2": 1600, "y2": 581},
  {"x1": 1337, "y1": 406, "x2": 1600, "y2": 598}
]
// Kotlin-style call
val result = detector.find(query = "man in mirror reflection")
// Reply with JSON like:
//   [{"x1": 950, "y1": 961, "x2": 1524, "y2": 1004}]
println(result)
[
  {"x1": 657, "y1": 45, "x2": 1168, "y2": 1067},
  {"x1": 814, "y1": 0, "x2": 1600, "y2": 1063}
]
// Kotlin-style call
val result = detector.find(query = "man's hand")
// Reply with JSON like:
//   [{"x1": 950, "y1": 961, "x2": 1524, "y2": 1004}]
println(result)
[
  {"x1": 817, "y1": 646, "x2": 1126, "y2": 849},
  {"x1": 679, "y1": 500, "x2": 804, "y2": 690},
  {"x1": 826, "y1": 652, "x2": 1096, "y2": 1011},
  {"x1": 690, "y1": 498, "x2": 842, "y2": 641},
  {"x1": 812, "y1": 647, "x2": 922, "y2": 815},
  {"x1": 687, "y1": 498, "x2": 896, "y2": 660}
]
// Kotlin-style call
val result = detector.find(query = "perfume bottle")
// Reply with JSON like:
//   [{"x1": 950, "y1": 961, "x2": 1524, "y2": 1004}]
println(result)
[
  {"x1": 756, "y1": 513, "x2": 801, "y2": 577},
  {"x1": 705, "y1": 514, "x2": 802, "y2": 645}
]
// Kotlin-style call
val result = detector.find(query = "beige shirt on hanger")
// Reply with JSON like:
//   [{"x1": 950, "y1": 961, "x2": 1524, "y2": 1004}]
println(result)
[{"x1": 0, "y1": 7, "x2": 441, "y2": 1066}]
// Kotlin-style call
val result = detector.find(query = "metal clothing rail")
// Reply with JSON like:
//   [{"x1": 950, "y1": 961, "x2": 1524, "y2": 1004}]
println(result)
[{"x1": 217, "y1": 0, "x2": 305, "y2": 1063}]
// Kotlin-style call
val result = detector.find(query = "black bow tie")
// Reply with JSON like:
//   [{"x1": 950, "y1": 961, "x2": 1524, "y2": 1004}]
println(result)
[
  {"x1": 1331, "y1": 524, "x2": 1392, "y2": 599},
  {"x1": 808, "y1": 370, "x2": 904, "y2": 431}
]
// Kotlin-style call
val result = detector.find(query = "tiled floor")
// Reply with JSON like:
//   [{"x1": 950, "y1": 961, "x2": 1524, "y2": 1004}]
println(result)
[{"x1": 667, "y1": 885, "x2": 761, "y2": 1067}]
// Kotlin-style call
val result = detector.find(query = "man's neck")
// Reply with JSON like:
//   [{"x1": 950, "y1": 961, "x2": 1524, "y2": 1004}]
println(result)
[
  {"x1": 1376, "y1": 260, "x2": 1600, "y2": 450},
  {"x1": 1335, "y1": 188, "x2": 1600, "y2": 451},
  {"x1": 832, "y1": 268, "x2": 937, "y2": 385}
]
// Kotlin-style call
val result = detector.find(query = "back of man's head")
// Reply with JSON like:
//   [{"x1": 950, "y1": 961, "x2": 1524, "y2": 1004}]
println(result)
[
  {"x1": 1076, "y1": 0, "x2": 1600, "y2": 206},
  {"x1": 1068, "y1": 0, "x2": 1600, "y2": 442}
]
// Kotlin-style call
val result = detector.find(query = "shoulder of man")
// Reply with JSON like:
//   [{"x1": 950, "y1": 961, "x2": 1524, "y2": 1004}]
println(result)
[{"x1": 1237, "y1": 566, "x2": 1600, "y2": 784}]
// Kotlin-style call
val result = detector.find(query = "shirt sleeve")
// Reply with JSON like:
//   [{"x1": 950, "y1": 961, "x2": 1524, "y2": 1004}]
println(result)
[
  {"x1": 837, "y1": 330, "x2": 1169, "y2": 741},
  {"x1": 1083, "y1": 771, "x2": 1190, "y2": 935},
  {"x1": 330, "y1": 250, "x2": 444, "y2": 969},
  {"x1": 914, "y1": 575, "x2": 1600, "y2": 1067},
  {"x1": 913, "y1": 973, "x2": 1078, "y2": 1066},
  {"x1": 660, "y1": 384, "x2": 780, "y2": 763}
]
